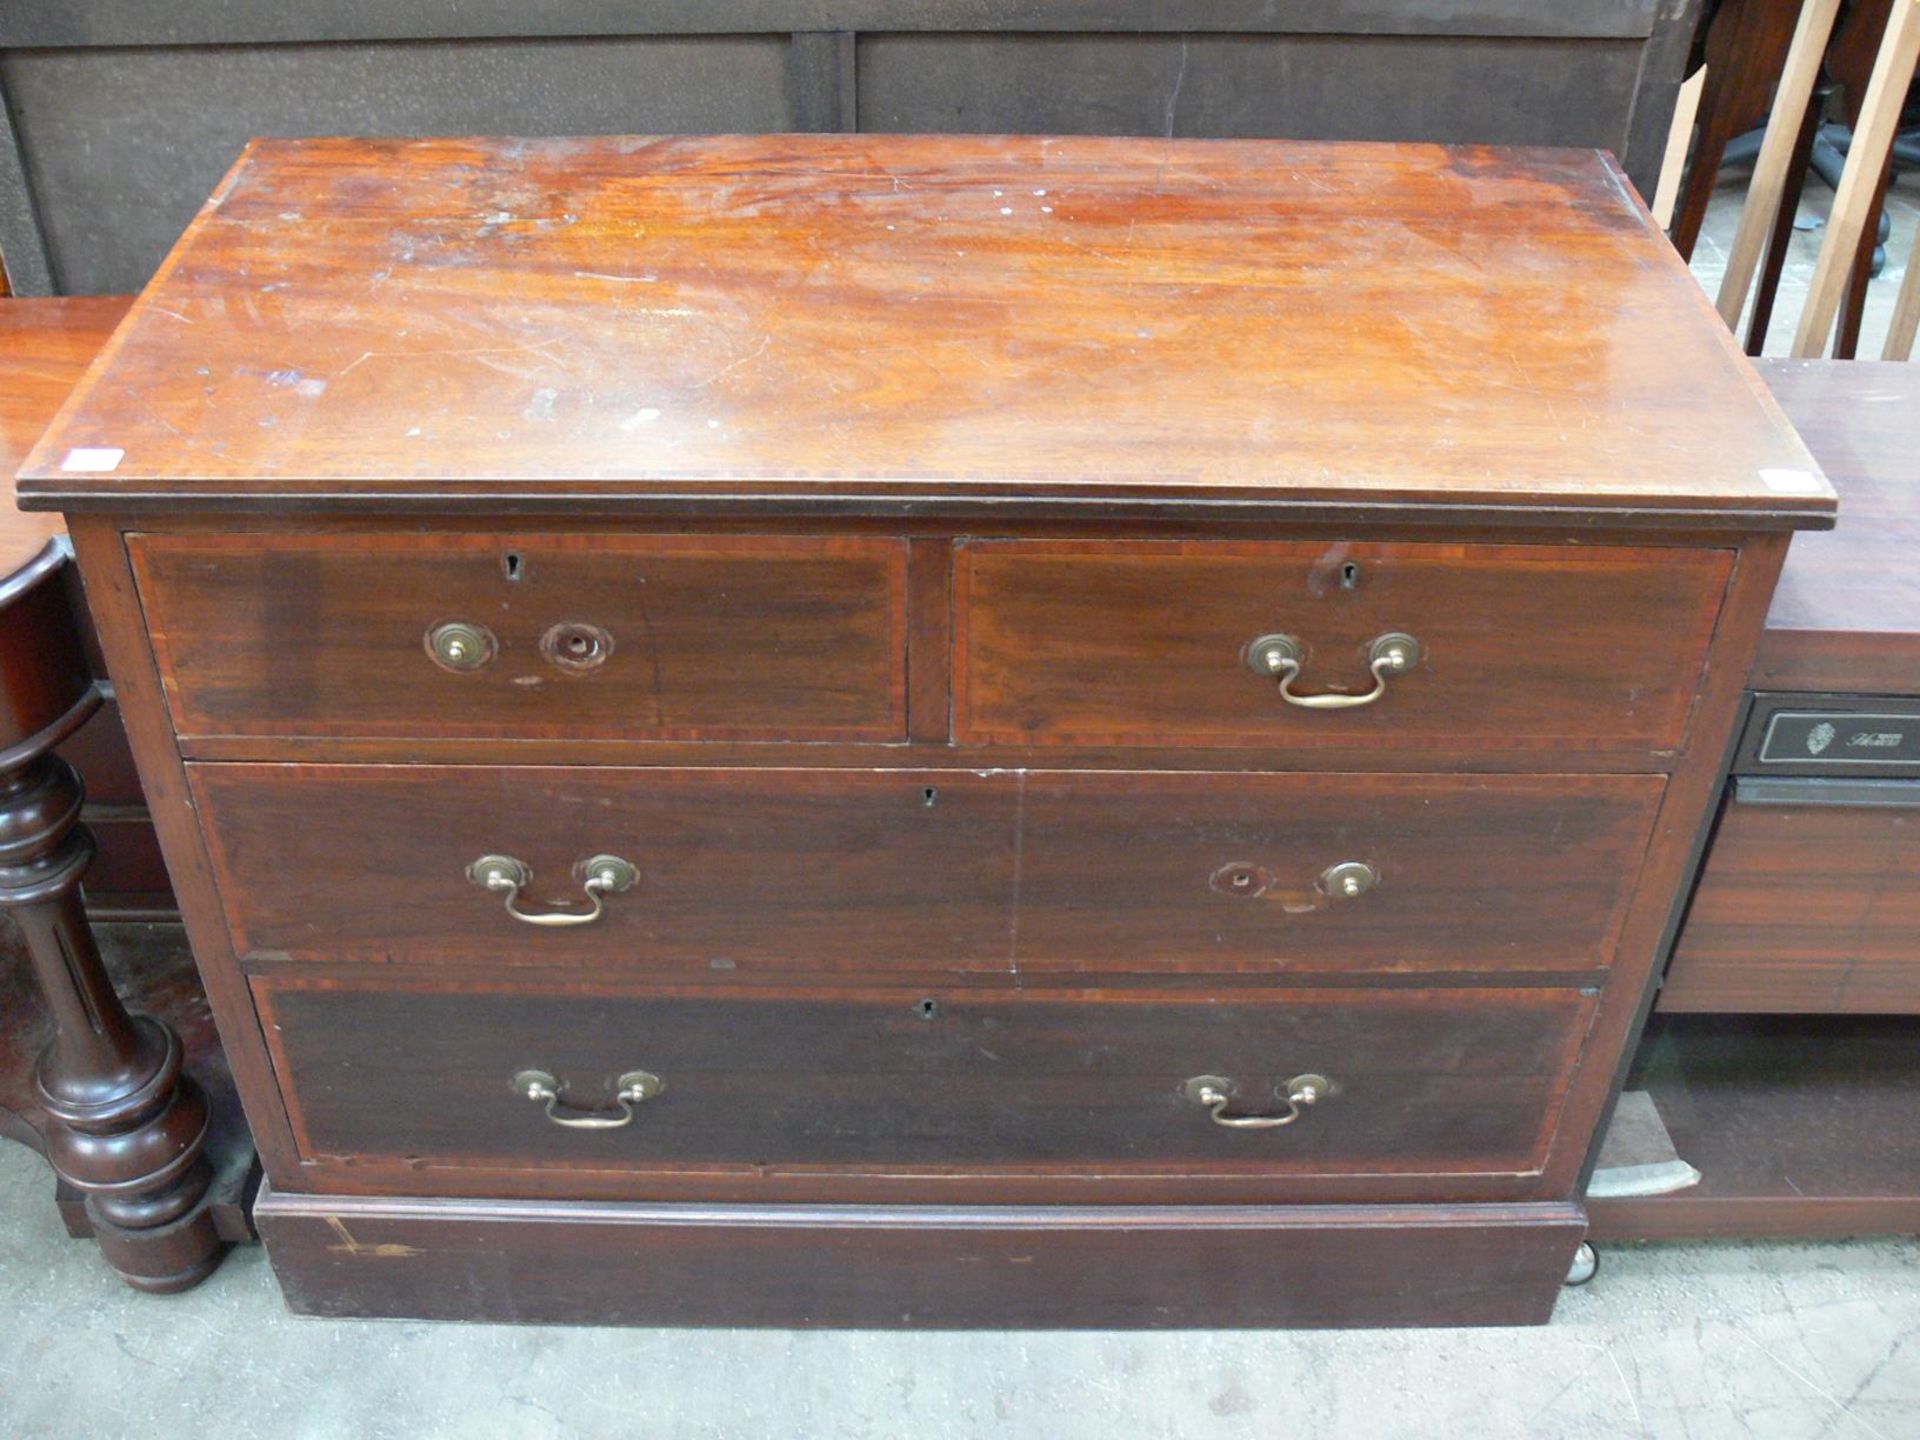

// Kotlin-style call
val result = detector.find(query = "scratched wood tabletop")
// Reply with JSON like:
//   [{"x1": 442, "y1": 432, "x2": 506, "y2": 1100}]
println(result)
[
  {"x1": 20, "y1": 134, "x2": 1830, "y2": 521},
  {"x1": 0, "y1": 297, "x2": 130, "y2": 569},
  {"x1": 1750, "y1": 358, "x2": 1920, "y2": 692}
]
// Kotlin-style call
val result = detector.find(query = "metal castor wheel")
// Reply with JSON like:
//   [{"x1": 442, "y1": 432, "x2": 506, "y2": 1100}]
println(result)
[{"x1": 1564, "y1": 1242, "x2": 1599, "y2": 1287}]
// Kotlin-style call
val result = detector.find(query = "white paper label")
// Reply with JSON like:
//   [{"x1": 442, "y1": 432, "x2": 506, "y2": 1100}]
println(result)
[
  {"x1": 60, "y1": 447, "x2": 125, "y2": 473},
  {"x1": 1759, "y1": 468, "x2": 1822, "y2": 495}
]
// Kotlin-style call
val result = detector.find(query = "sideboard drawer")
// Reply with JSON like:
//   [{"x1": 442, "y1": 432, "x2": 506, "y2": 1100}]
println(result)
[
  {"x1": 129, "y1": 532, "x2": 907, "y2": 742},
  {"x1": 1660, "y1": 778, "x2": 1920, "y2": 1014},
  {"x1": 195, "y1": 763, "x2": 1662, "y2": 977},
  {"x1": 255, "y1": 973, "x2": 1599, "y2": 1184},
  {"x1": 955, "y1": 539, "x2": 1732, "y2": 753}
]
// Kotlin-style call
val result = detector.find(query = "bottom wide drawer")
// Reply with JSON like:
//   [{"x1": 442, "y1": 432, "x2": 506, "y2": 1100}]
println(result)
[{"x1": 255, "y1": 973, "x2": 1599, "y2": 1185}]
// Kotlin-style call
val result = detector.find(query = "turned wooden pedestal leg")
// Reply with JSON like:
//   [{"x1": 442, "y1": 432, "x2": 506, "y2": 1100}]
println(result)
[
  {"x1": 0, "y1": 539, "x2": 224, "y2": 1291},
  {"x1": 0, "y1": 750, "x2": 222, "y2": 1291}
]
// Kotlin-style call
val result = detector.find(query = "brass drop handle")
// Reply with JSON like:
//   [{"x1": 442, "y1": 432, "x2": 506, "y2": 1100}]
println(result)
[
  {"x1": 513, "y1": 1069, "x2": 663, "y2": 1129},
  {"x1": 1184, "y1": 1072, "x2": 1331, "y2": 1129},
  {"x1": 468, "y1": 853, "x2": 638, "y2": 927},
  {"x1": 1246, "y1": 632, "x2": 1421, "y2": 709}
]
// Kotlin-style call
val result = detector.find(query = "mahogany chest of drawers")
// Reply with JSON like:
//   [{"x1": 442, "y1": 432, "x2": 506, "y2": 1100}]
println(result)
[{"x1": 20, "y1": 134, "x2": 1834, "y2": 1327}]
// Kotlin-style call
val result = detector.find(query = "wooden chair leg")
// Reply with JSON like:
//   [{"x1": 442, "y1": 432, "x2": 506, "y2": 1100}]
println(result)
[
  {"x1": 1885, "y1": 233, "x2": 1920, "y2": 358},
  {"x1": 1746, "y1": 100, "x2": 1822, "y2": 354},
  {"x1": 1672, "y1": 106, "x2": 1741, "y2": 260},
  {"x1": 1834, "y1": 157, "x2": 1895, "y2": 358},
  {"x1": 1717, "y1": 0, "x2": 1845, "y2": 328},
  {"x1": 1654, "y1": 66, "x2": 1710, "y2": 230},
  {"x1": 1793, "y1": 0, "x2": 1920, "y2": 354}
]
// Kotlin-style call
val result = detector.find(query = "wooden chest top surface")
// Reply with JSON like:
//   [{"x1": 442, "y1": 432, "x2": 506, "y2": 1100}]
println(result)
[{"x1": 21, "y1": 134, "x2": 1829, "y2": 524}]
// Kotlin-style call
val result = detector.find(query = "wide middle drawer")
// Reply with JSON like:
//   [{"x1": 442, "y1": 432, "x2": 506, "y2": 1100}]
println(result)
[{"x1": 194, "y1": 764, "x2": 1663, "y2": 976}]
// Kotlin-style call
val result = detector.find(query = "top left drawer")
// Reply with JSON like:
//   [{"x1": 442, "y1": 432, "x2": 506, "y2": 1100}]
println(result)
[{"x1": 128, "y1": 533, "x2": 908, "y2": 744}]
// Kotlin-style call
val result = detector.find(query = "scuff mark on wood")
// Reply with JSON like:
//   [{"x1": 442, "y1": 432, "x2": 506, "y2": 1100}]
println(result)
[{"x1": 325, "y1": 1216, "x2": 422, "y2": 1258}]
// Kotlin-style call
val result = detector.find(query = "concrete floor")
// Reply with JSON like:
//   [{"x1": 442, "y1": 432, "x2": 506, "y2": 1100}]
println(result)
[{"x1": 0, "y1": 1139, "x2": 1915, "y2": 1438}]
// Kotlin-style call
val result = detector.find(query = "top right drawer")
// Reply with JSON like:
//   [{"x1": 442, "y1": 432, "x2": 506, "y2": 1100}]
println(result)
[{"x1": 954, "y1": 540, "x2": 1733, "y2": 755}]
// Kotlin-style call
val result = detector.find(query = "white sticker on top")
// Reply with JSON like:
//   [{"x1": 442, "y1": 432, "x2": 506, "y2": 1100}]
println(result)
[
  {"x1": 60, "y1": 447, "x2": 126, "y2": 473},
  {"x1": 1759, "y1": 468, "x2": 1822, "y2": 494}
]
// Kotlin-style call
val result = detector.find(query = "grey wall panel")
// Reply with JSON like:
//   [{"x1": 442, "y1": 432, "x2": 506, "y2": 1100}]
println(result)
[
  {"x1": 0, "y1": 2, "x2": 1659, "y2": 47},
  {"x1": 0, "y1": 74, "x2": 53, "y2": 294},
  {"x1": 858, "y1": 34, "x2": 1643, "y2": 158},
  {"x1": 2, "y1": 36, "x2": 790, "y2": 294}
]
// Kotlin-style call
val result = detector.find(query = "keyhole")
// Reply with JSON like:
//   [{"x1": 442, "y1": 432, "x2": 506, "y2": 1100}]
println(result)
[
  {"x1": 922, "y1": 787, "x2": 939, "y2": 807},
  {"x1": 1340, "y1": 561, "x2": 1361, "y2": 590},
  {"x1": 917, "y1": 998, "x2": 941, "y2": 1020},
  {"x1": 503, "y1": 551, "x2": 524, "y2": 581},
  {"x1": 567, "y1": 634, "x2": 591, "y2": 656}
]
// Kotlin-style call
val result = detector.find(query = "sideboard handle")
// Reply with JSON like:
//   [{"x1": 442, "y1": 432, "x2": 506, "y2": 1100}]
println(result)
[
  {"x1": 1183, "y1": 1073, "x2": 1331, "y2": 1129},
  {"x1": 467, "y1": 853, "x2": 638, "y2": 927},
  {"x1": 1246, "y1": 632, "x2": 1420, "y2": 709},
  {"x1": 513, "y1": 1069, "x2": 663, "y2": 1129}
]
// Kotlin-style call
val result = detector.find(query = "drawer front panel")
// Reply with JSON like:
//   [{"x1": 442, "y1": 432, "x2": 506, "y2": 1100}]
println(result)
[
  {"x1": 1661, "y1": 779, "x2": 1920, "y2": 1014},
  {"x1": 195, "y1": 764, "x2": 1663, "y2": 977},
  {"x1": 129, "y1": 532, "x2": 907, "y2": 742},
  {"x1": 255, "y1": 974, "x2": 1599, "y2": 1180},
  {"x1": 955, "y1": 539, "x2": 1731, "y2": 752}
]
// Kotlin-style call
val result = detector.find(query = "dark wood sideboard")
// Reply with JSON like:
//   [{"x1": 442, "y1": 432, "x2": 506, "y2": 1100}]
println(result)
[
  {"x1": 0, "y1": 298, "x2": 248, "y2": 1290},
  {"x1": 19, "y1": 134, "x2": 1832, "y2": 1327},
  {"x1": 1591, "y1": 359, "x2": 1920, "y2": 1245},
  {"x1": 0, "y1": 300, "x2": 172, "y2": 914}
]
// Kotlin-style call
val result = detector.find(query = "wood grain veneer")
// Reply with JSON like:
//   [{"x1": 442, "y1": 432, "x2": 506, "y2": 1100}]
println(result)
[
  {"x1": 18, "y1": 137, "x2": 1830, "y2": 526},
  {"x1": 954, "y1": 538, "x2": 1734, "y2": 752},
  {"x1": 130, "y1": 531, "x2": 908, "y2": 743},
  {"x1": 255, "y1": 1190, "x2": 1590, "y2": 1329},
  {"x1": 254, "y1": 973, "x2": 1599, "y2": 1193},
  {"x1": 192, "y1": 764, "x2": 1661, "y2": 979}
]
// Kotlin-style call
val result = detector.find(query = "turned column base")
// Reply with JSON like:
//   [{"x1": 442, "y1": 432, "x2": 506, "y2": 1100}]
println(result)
[
  {"x1": 2, "y1": 751, "x2": 227, "y2": 1293},
  {"x1": 86, "y1": 1201, "x2": 226, "y2": 1294},
  {"x1": 35, "y1": 1012, "x2": 225, "y2": 1291}
]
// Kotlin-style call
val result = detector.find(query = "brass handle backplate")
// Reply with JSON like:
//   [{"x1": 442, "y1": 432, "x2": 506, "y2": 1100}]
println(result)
[
  {"x1": 1183, "y1": 1072, "x2": 1331, "y2": 1129},
  {"x1": 426, "y1": 620, "x2": 497, "y2": 672},
  {"x1": 514, "y1": 1069, "x2": 663, "y2": 1129},
  {"x1": 1246, "y1": 632, "x2": 1420, "y2": 709},
  {"x1": 468, "y1": 853, "x2": 638, "y2": 927},
  {"x1": 1210, "y1": 860, "x2": 1379, "y2": 912},
  {"x1": 1319, "y1": 861, "x2": 1378, "y2": 900}
]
